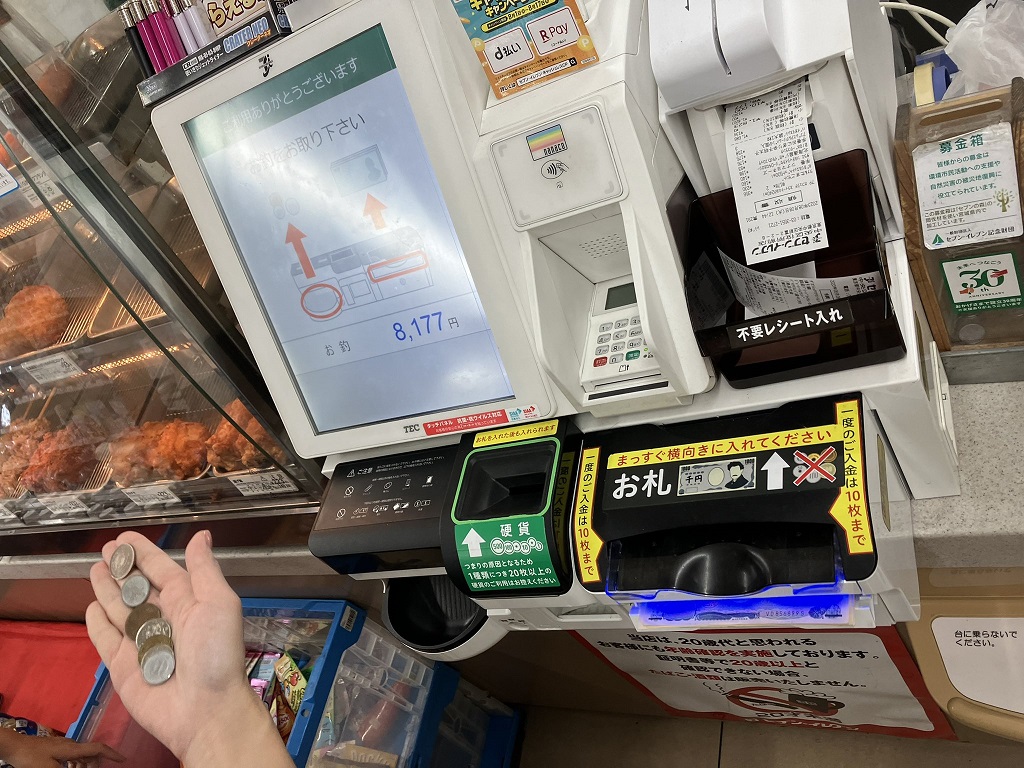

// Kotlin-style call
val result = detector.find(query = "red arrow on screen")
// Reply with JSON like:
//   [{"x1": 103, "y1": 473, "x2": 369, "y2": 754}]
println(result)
[
  {"x1": 286, "y1": 223, "x2": 314, "y2": 278},
  {"x1": 363, "y1": 194, "x2": 388, "y2": 230}
]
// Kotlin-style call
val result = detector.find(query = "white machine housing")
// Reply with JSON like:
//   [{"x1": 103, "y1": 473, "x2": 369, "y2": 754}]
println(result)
[
  {"x1": 372, "y1": 401, "x2": 917, "y2": 663},
  {"x1": 426, "y1": 0, "x2": 716, "y2": 417}
]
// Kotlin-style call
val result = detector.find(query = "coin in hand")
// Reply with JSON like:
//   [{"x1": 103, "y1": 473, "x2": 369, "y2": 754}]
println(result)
[
  {"x1": 109, "y1": 543, "x2": 135, "y2": 581},
  {"x1": 135, "y1": 617, "x2": 172, "y2": 649},
  {"x1": 140, "y1": 641, "x2": 175, "y2": 686},
  {"x1": 121, "y1": 572, "x2": 151, "y2": 608},
  {"x1": 125, "y1": 602, "x2": 162, "y2": 644}
]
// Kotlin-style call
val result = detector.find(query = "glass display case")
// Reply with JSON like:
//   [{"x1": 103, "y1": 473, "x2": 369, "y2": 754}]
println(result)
[{"x1": 0, "y1": 6, "x2": 325, "y2": 538}]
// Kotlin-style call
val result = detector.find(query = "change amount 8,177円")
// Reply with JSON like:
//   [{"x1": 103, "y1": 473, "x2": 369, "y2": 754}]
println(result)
[{"x1": 393, "y1": 311, "x2": 460, "y2": 342}]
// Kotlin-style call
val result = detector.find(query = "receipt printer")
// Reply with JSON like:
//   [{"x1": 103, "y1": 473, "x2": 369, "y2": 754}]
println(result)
[{"x1": 572, "y1": 395, "x2": 919, "y2": 630}]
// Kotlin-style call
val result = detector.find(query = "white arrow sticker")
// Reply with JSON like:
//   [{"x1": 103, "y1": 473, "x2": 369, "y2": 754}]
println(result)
[
  {"x1": 761, "y1": 452, "x2": 790, "y2": 491},
  {"x1": 462, "y1": 528, "x2": 485, "y2": 558}
]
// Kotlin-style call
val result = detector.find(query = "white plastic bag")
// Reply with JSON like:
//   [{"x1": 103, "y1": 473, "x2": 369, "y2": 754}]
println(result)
[{"x1": 944, "y1": 0, "x2": 1024, "y2": 99}]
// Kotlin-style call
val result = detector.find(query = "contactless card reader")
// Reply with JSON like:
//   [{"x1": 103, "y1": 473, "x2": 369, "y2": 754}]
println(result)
[{"x1": 571, "y1": 395, "x2": 920, "y2": 630}]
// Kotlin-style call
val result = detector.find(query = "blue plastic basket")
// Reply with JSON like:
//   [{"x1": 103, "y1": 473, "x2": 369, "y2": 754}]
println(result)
[{"x1": 68, "y1": 598, "x2": 365, "y2": 767}]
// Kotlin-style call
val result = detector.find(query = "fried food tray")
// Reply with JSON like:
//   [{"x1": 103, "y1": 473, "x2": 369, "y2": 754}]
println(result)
[
  {"x1": 88, "y1": 182, "x2": 220, "y2": 339},
  {"x1": 3, "y1": 364, "x2": 303, "y2": 527},
  {"x1": 0, "y1": 229, "x2": 108, "y2": 368},
  {"x1": 6, "y1": 368, "x2": 155, "y2": 526}
]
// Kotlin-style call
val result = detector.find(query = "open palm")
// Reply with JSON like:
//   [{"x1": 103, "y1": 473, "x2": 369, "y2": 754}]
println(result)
[{"x1": 86, "y1": 531, "x2": 253, "y2": 761}]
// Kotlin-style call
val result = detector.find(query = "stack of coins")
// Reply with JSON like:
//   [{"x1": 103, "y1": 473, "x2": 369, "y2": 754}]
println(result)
[{"x1": 110, "y1": 543, "x2": 176, "y2": 686}]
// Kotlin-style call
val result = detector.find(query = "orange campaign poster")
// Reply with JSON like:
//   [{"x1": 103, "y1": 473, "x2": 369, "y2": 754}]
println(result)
[{"x1": 451, "y1": 0, "x2": 600, "y2": 99}]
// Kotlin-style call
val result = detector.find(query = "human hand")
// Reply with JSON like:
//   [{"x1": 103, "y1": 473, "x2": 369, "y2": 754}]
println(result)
[
  {"x1": 86, "y1": 531, "x2": 289, "y2": 767},
  {"x1": 1, "y1": 732, "x2": 124, "y2": 768}
]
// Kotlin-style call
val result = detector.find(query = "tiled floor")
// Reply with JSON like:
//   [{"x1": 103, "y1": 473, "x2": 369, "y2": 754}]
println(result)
[{"x1": 518, "y1": 707, "x2": 1024, "y2": 767}]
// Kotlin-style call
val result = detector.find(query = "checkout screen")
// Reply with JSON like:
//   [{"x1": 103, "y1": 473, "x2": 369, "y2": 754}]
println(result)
[{"x1": 186, "y1": 26, "x2": 513, "y2": 433}]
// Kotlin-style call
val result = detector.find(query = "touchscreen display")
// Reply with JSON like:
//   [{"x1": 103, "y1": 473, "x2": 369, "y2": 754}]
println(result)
[{"x1": 186, "y1": 26, "x2": 513, "y2": 433}]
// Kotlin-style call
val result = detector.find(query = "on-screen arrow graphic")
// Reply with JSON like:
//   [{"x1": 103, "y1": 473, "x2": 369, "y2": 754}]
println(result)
[
  {"x1": 761, "y1": 452, "x2": 789, "y2": 491},
  {"x1": 462, "y1": 528, "x2": 485, "y2": 558},
  {"x1": 363, "y1": 194, "x2": 388, "y2": 230},
  {"x1": 285, "y1": 223, "x2": 314, "y2": 278}
]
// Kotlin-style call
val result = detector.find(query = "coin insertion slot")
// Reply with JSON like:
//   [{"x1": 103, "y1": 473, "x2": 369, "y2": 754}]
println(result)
[{"x1": 455, "y1": 442, "x2": 557, "y2": 522}]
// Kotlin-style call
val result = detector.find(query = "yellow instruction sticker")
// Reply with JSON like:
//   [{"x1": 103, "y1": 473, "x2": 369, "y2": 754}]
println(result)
[
  {"x1": 607, "y1": 426, "x2": 843, "y2": 470},
  {"x1": 473, "y1": 419, "x2": 559, "y2": 448},
  {"x1": 574, "y1": 447, "x2": 603, "y2": 583},
  {"x1": 829, "y1": 399, "x2": 873, "y2": 555}
]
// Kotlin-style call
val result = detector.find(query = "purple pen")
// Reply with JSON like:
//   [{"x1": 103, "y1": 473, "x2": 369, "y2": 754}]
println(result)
[
  {"x1": 143, "y1": 0, "x2": 186, "y2": 66},
  {"x1": 167, "y1": 0, "x2": 199, "y2": 55},
  {"x1": 129, "y1": 0, "x2": 168, "y2": 72}
]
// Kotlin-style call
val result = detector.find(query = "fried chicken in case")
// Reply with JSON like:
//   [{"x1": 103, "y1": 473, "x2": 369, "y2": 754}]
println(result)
[
  {"x1": 109, "y1": 423, "x2": 164, "y2": 487},
  {"x1": 207, "y1": 399, "x2": 286, "y2": 471},
  {"x1": 21, "y1": 422, "x2": 100, "y2": 493},
  {"x1": 111, "y1": 420, "x2": 211, "y2": 486},
  {"x1": 0, "y1": 421, "x2": 46, "y2": 497},
  {"x1": 155, "y1": 419, "x2": 210, "y2": 479},
  {"x1": 2, "y1": 285, "x2": 70, "y2": 350},
  {"x1": 206, "y1": 399, "x2": 249, "y2": 471},
  {"x1": 0, "y1": 321, "x2": 31, "y2": 359}
]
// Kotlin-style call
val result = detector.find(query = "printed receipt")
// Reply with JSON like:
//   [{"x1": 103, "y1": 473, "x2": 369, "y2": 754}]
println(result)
[
  {"x1": 726, "y1": 81, "x2": 829, "y2": 265},
  {"x1": 720, "y1": 249, "x2": 882, "y2": 318}
]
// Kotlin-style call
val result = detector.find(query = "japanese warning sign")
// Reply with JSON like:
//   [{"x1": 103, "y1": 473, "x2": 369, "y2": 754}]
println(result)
[
  {"x1": 451, "y1": 0, "x2": 599, "y2": 100},
  {"x1": 575, "y1": 628, "x2": 954, "y2": 739},
  {"x1": 932, "y1": 617, "x2": 1024, "y2": 716}
]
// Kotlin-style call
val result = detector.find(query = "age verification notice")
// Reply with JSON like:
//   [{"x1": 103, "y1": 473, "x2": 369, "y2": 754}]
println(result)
[{"x1": 186, "y1": 26, "x2": 513, "y2": 433}]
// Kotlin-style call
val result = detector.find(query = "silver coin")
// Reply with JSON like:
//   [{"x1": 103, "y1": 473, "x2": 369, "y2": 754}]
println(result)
[
  {"x1": 135, "y1": 618, "x2": 172, "y2": 649},
  {"x1": 140, "y1": 644, "x2": 175, "y2": 686},
  {"x1": 109, "y1": 544, "x2": 135, "y2": 582},
  {"x1": 121, "y1": 573, "x2": 151, "y2": 608}
]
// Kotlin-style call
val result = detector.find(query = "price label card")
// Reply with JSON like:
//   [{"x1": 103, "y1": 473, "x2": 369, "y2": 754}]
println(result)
[
  {"x1": 228, "y1": 470, "x2": 298, "y2": 497},
  {"x1": 0, "y1": 164, "x2": 18, "y2": 198},
  {"x1": 22, "y1": 167, "x2": 62, "y2": 208},
  {"x1": 122, "y1": 485, "x2": 182, "y2": 507},
  {"x1": 39, "y1": 495, "x2": 89, "y2": 516},
  {"x1": 22, "y1": 352, "x2": 85, "y2": 385}
]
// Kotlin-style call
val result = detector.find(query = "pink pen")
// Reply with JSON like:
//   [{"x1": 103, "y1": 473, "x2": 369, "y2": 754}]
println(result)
[
  {"x1": 129, "y1": 0, "x2": 168, "y2": 72},
  {"x1": 144, "y1": 0, "x2": 186, "y2": 66}
]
